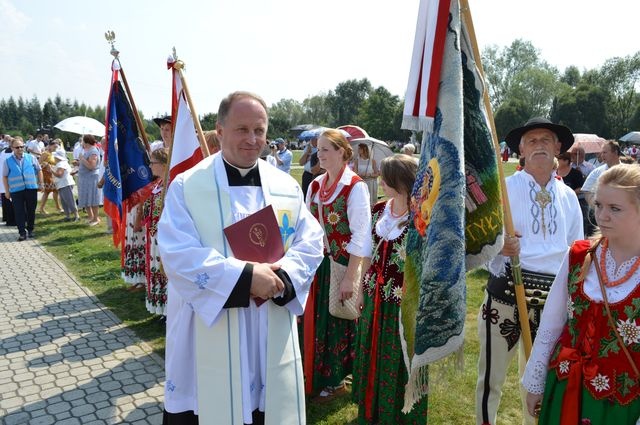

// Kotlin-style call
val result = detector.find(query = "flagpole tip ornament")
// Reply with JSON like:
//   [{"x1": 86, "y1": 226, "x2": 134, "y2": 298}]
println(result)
[
  {"x1": 105, "y1": 30, "x2": 119, "y2": 59},
  {"x1": 504, "y1": 117, "x2": 574, "y2": 156},
  {"x1": 173, "y1": 60, "x2": 185, "y2": 71}
]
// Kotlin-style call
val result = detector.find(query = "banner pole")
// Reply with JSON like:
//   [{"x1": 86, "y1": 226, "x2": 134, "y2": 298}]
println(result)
[
  {"x1": 460, "y1": 0, "x2": 533, "y2": 359},
  {"x1": 174, "y1": 60, "x2": 210, "y2": 158},
  {"x1": 118, "y1": 63, "x2": 151, "y2": 154},
  {"x1": 159, "y1": 59, "x2": 212, "y2": 210}
]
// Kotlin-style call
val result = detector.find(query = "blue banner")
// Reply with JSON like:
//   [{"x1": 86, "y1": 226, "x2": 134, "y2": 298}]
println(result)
[{"x1": 103, "y1": 79, "x2": 152, "y2": 246}]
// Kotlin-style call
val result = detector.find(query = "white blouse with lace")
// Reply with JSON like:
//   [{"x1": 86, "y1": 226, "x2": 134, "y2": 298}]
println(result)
[
  {"x1": 521, "y1": 244, "x2": 640, "y2": 394},
  {"x1": 374, "y1": 200, "x2": 408, "y2": 241}
]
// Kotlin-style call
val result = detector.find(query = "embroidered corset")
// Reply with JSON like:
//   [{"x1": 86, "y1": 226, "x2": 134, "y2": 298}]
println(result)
[
  {"x1": 363, "y1": 202, "x2": 408, "y2": 305},
  {"x1": 549, "y1": 240, "x2": 640, "y2": 405},
  {"x1": 143, "y1": 181, "x2": 164, "y2": 238},
  {"x1": 309, "y1": 175, "x2": 360, "y2": 266}
]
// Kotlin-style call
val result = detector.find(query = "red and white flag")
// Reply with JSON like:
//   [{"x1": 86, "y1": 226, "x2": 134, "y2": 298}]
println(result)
[
  {"x1": 401, "y1": 0, "x2": 451, "y2": 132},
  {"x1": 167, "y1": 59, "x2": 204, "y2": 183}
]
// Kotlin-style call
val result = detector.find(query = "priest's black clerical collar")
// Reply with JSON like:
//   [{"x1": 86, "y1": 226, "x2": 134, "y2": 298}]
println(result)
[{"x1": 223, "y1": 157, "x2": 262, "y2": 186}]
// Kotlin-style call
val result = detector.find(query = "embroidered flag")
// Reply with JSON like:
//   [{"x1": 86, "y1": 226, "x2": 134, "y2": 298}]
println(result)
[
  {"x1": 103, "y1": 60, "x2": 153, "y2": 247},
  {"x1": 400, "y1": 0, "x2": 503, "y2": 411},
  {"x1": 167, "y1": 58, "x2": 204, "y2": 184}
]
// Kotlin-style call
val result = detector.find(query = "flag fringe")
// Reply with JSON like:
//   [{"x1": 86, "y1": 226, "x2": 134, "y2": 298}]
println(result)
[
  {"x1": 402, "y1": 115, "x2": 434, "y2": 133},
  {"x1": 401, "y1": 332, "x2": 464, "y2": 413},
  {"x1": 402, "y1": 364, "x2": 429, "y2": 414}
]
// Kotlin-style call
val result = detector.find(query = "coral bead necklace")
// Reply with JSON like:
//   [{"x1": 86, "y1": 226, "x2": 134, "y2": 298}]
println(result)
[
  {"x1": 599, "y1": 238, "x2": 640, "y2": 287},
  {"x1": 319, "y1": 165, "x2": 346, "y2": 203}
]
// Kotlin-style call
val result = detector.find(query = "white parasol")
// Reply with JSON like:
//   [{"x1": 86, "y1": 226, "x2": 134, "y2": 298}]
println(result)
[
  {"x1": 568, "y1": 133, "x2": 606, "y2": 154},
  {"x1": 349, "y1": 137, "x2": 394, "y2": 171},
  {"x1": 54, "y1": 116, "x2": 106, "y2": 137}
]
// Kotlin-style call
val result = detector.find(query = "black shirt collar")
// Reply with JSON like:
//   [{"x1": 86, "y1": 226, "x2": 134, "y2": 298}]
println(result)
[{"x1": 223, "y1": 158, "x2": 261, "y2": 187}]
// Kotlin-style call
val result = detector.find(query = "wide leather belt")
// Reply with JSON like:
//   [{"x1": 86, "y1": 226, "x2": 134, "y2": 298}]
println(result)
[{"x1": 486, "y1": 264, "x2": 555, "y2": 309}]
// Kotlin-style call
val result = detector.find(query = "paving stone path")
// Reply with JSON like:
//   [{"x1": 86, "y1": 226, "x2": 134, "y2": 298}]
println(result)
[{"x1": 0, "y1": 226, "x2": 165, "y2": 424}]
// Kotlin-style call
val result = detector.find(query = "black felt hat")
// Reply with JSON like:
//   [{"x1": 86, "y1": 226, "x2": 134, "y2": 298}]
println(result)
[
  {"x1": 153, "y1": 115, "x2": 172, "y2": 127},
  {"x1": 505, "y1": 117, "x2": 573, "y2": 155}
]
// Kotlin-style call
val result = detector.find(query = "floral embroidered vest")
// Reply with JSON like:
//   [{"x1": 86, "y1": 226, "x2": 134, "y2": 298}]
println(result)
[
  {"x1": 549, "y1": 239, "x2": 640, "y2": 405},
  {"x1": 309, "y1": 174, "x2": 361, "y2": 266},
  {"x1": 143, "y1": 181, "x2": 164, "y2": 238},
  {"x1": 363, "y1": 201, "x2": 408, "y2": 306}
]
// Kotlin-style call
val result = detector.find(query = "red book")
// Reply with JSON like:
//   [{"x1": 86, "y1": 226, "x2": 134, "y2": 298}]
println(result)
[
  {"x1": 224, "y1": 205, "x2": 285, "y2": 307},
  {"x1": 224, "y1": 204, "x2": 285, "y2": 264}
]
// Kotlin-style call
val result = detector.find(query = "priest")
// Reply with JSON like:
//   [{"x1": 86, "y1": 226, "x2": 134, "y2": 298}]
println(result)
[{"x1": 158, "y1": 91, "x2": 324, "y2": 425}]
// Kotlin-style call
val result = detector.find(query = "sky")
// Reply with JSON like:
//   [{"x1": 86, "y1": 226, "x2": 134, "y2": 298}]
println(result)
[{"x1": 1, "y1": 0, "x2": 638, "y2": 121}]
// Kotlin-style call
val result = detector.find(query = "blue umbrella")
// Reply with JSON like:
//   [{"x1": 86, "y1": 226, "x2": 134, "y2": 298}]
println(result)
[
  {"x1": 298, "y1": 128, "x2": 325, "y2": 141},
  {"x1": 298, "y1": 127, "x2": 351, "y2": 141}
]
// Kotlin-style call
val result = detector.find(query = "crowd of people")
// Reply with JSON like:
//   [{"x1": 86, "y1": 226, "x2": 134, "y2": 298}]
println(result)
[
  {"x1": 151, "y1": 93, "x2": 638, "y2": 425},
  {"x1": 0, "y1": 132, "x2": 112, "y2": 239},
  {"x1": 2, "y1": 96, "x2": 639, "y2": 424}
]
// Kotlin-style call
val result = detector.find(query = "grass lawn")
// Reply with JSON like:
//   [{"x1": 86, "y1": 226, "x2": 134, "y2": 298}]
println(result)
[{"x1": 35, "y1": 159, "x2": 520, "y2": 424}]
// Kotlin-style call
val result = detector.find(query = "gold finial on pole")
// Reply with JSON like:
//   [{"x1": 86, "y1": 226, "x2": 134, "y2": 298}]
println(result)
[
  {"x1": 105, "y1": 30, "x2": 119, "y2": 59},
  {"x1": 170, "y1": 47, "x2": 185, "y2": 71}
]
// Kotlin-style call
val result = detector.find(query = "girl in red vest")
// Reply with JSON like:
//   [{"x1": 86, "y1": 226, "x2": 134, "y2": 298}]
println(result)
[{"x1": 523, "y1": 164, "x2": 640, "y2": 424}]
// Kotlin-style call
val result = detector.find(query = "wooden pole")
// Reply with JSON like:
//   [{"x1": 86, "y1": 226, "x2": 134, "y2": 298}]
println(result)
[
  {"x1": 175, "y1": 60, "x2": 210, "y2": 158},
  {"x1": 118, "y1": 62, "x2": 151, "y2": 154},
  {"x1": 460, "y1": 0, "x2": 533, "y2": 359},
  {"x1": 159, "y1": 60, "x2": 211, "y2": 207}
]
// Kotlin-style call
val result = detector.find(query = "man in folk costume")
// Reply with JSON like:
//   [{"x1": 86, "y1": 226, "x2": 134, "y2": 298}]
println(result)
[
  {"x1": 476, "y1": 117, "x2": 584, "y2": 425},
  {"x1": 151, "y1": 115, "x2": 173, "y2": 152},
  {"x1": 158, "y1": 91, "x2": 324, "y2": 425}
]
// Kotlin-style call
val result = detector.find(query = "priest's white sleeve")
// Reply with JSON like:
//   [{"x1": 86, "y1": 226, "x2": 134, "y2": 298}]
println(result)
[{"x1": 157, "y1": 174, "x2": 246, "y2": 327}]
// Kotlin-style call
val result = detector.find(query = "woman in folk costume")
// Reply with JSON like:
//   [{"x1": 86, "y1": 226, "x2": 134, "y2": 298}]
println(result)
[
  {"x1": 142, "y1": 148, "x2": 169, "y2": 316},
  {"x1": 352, "y1": 154, "x2": 427, "y2": 424},
  {"x1": 304, "y1": 128, "x2": 372, "y2": 399},
  {"x1": 352, "y1": 143, "x2": 379, "y2": 206},
  {"x1": 523, "y1": 164, "x2": 640, "y2": 425},
  {"x1": 121, "y1": 203, "x2": 146, "y2": 291}
]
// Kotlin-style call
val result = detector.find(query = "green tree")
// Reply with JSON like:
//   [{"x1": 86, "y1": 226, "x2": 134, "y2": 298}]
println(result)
[
  {"x1": 42, "y1": 98, "x2": 59, "y2": 126},
  {"x1": 561, "y1": 66, "x2": 581, "y2": 87},
  {"x1": 357, "y1": 86, "x2": 400, "y2": 140},
  {"x1": 26, "y1": 96, "x2": 42, "y2": 127},
  {"x1": 17, "y1": 97, "x2": 26, "y2": 120},
  {"x1": 629, "y1": 102, "x2": 640, "y2": 131},
  {"x1": 508, "y1": 67, "x2": 561, "y2": 117},
  {"x1": 268, "y1": 98, "x2": 304, "y2": 137},
  {"x1": 550, "y1": 83, "x2": 608, "y2": 135},
  {"x1": 0, "y1": 99, "x2": 7, "y2": 130},
  {"x1": 493, "y1": 98, "x2": 530, "y2": 141},
  {"x1": 302, "y1": 94, "x2": 332, "y2": 126},
  {"x1": 200, "y1": 113, "x2": 217, "y2": 131},
  {"x1": 4, "y1": 97, "x2": 19, "y2": 129},
  {"x1": 326, "y1": 78, "x2": 372, "y2": 126},
  {"x1": 391, "y1": 101, "x2": 413, "y2": 144},
  {"x1": 482, "y1": 39, "x2": 544, "y2": 112},
  {"x1": 596, "y1": 53, "x2": 640, "y2": 137},
  {"x1": 18, "y1": 116, "x2": 36, "y2": 137}
]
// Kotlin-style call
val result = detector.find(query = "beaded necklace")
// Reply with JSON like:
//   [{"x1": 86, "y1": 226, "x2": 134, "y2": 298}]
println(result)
[
  {"x1": 599, "y1": 238, "x2": 640, "y2": 287},
  {"x1": 389, "y1": 198, "x2": 408, "y2": 218}
]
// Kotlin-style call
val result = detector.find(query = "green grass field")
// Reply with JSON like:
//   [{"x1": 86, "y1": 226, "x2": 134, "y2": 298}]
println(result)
[{"x1": 34, "y1": 159, "x2": 520, "y2": 424}]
